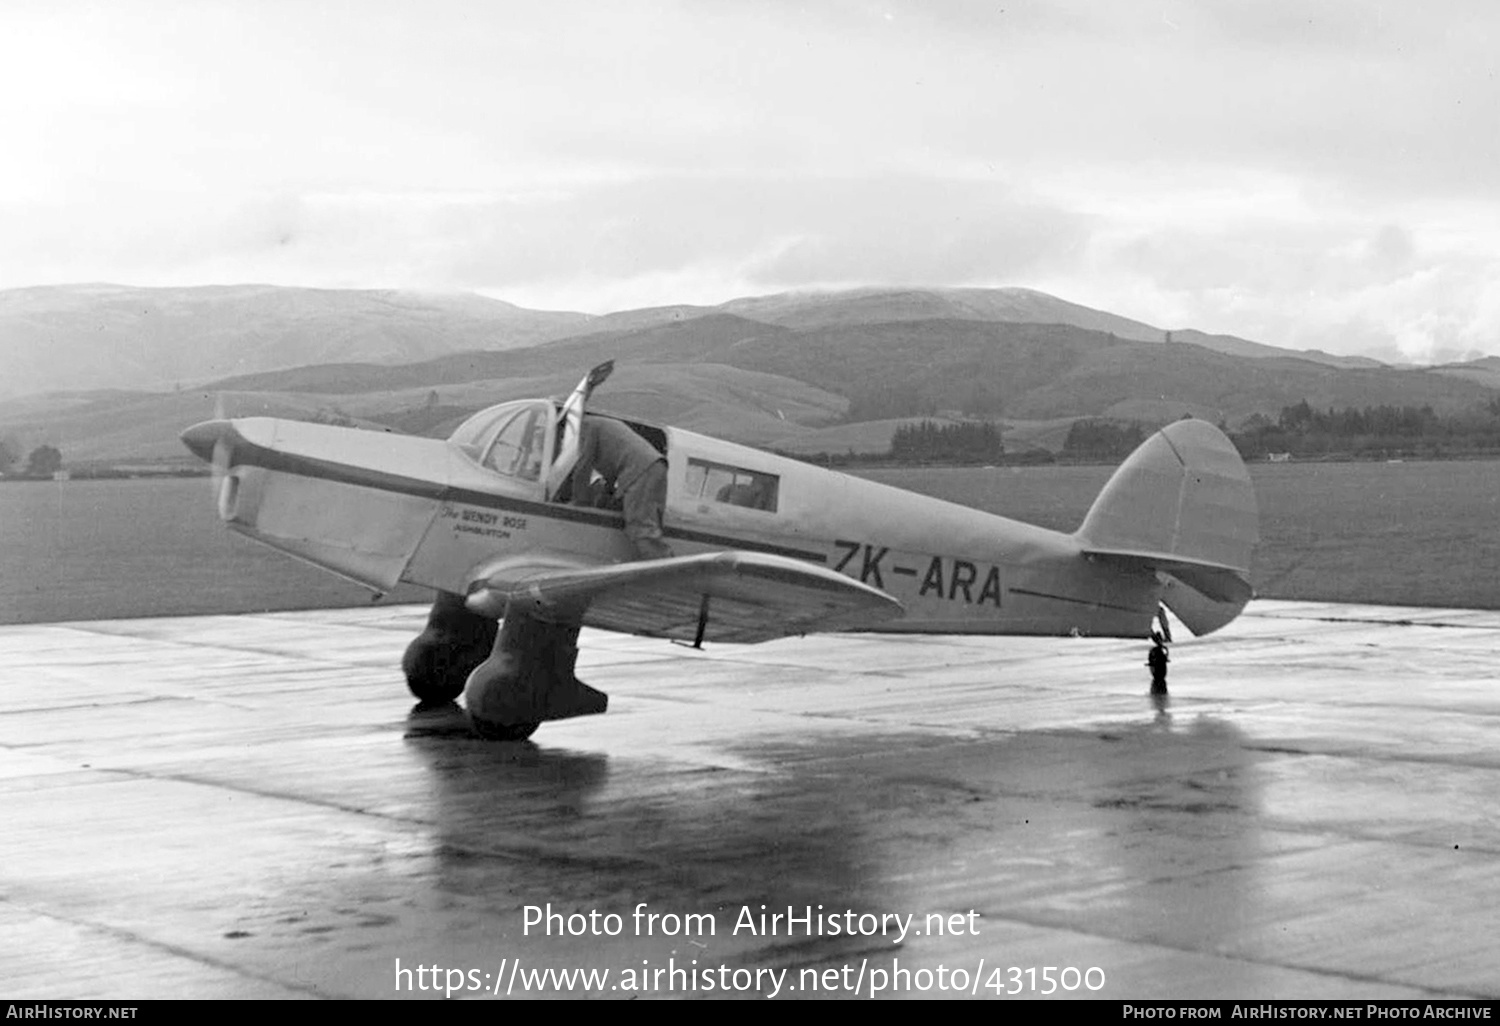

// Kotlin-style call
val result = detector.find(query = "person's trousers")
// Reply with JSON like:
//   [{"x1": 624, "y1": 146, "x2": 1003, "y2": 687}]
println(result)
[{"x1": 622, "y1": 459, "x2": 672, "y2": 559}]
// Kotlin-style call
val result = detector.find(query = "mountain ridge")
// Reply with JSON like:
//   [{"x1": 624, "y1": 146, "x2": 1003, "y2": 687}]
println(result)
[
  {"x1": 5, "y1": 282, "x2": 1494, "y2": 464},
  {"x1": 1, "y1": 282, "x2": 1399, "y2": 399}
]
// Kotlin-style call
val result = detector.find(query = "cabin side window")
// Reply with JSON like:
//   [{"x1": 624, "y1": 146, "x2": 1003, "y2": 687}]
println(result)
[{"x1": 684, "y1": 458, "x2": 779, "y2": 512}]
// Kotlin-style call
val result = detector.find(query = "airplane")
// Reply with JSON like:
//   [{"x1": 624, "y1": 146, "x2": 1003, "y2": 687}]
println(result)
[{"x1": 180, "y1": 362, "x2": 1259, "y2": 741}]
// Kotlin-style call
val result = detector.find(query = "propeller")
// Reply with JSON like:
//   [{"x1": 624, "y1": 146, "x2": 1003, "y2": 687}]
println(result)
[
  {"x1": 212, "y1": 437, "x2": 237, "y2": 520},
  {"x1": 180, "y1": 395, "x2": 239, "y2": 520},
  {"x1": 208, "y1": 392, "x2": 237, "y2": 521}
]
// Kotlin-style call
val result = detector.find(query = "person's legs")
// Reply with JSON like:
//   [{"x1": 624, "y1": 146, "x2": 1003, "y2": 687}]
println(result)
[{"x1": 622, "y1": 460, "x2": 673, "y2": 559}]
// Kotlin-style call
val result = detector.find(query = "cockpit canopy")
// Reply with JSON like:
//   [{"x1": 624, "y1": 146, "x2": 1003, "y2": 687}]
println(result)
[
  {"x1": 448, "y1": 400, "x2": 555, "y2": 483},
  {"x1": 449, "y1": 398, "x2": 670, "y2": 504}
]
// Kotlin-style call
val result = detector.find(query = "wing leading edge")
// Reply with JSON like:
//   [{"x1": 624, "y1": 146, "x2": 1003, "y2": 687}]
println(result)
[{"x1": 464, "y1": 550, "x2": 906, "y2": 644}]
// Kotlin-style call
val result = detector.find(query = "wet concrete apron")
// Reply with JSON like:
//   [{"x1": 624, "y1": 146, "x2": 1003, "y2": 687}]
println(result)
[{"x1": 0, "y1": 601, "x2": 1495, "y2": 999}]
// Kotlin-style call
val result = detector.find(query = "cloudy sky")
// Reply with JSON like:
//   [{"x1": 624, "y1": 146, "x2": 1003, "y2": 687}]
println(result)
[{"x1": 3, "y1": 0, "x2": 1497, "y2": 361}]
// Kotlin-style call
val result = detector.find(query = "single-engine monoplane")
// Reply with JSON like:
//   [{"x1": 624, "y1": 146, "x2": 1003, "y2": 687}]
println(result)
[{"x1": 181, "y1": 363, "x2": 1258, "y2": 740}]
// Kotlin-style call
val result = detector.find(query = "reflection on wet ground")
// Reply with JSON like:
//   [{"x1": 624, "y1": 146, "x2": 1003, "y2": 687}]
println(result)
[{"x1": 1, "y1": 600, "x2": 1496, "y2": 998}]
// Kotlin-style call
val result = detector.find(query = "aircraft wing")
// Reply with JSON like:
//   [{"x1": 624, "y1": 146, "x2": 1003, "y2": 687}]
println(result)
[
  {"x1": 464, "y1": 551, "x2": 906, "y2": 644},
  {"x1": 459, "y1": 552, "x2": 900, "y2": 642}
]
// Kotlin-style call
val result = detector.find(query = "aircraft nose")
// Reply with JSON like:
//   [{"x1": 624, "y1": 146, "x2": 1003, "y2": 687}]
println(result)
[{"x1": 180, "y1": 420, "x2": 229, "y2": 463}]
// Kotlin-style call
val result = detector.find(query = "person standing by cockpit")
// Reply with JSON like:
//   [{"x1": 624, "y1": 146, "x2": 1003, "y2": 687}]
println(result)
[{"x1": 570, "y1": 414, "x2": 673, "y2": 560}]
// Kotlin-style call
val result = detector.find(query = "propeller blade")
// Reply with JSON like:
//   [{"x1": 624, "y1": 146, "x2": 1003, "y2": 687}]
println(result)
[{"x1": 212, "y1": 435, "x2": 236, "y2": 520}]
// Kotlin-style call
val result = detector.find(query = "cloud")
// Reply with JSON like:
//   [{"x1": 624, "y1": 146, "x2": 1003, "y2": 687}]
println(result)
[
  {"x1": 3, "y1": 0, "x2": 1500, "y2": 358},
  {"x1": 1059, "y1": 218, "x2": 1500, "y2": 362},
  {"x1": 15, "y1": 175, "x2": 1079, "y2": 305}
]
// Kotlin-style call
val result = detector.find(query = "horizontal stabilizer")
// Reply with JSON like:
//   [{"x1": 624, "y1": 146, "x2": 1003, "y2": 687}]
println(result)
[
  {"x1": 1158, "y1": 572, "x2": 1248, "y2": 637},
  {"x1": 1081, "y1": 549, "x2": 1252, "y2": 606},
  {"x1": 465, "y1": 551, "x2": 905, "y2": 644},
  {"x1": 1082, "y1": 548, "x2": 1252, "y2": 636}
]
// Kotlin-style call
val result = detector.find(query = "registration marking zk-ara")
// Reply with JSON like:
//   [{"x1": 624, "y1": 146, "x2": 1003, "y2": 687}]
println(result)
[{"x1": 831, "y1": 539, "x2": 1001, "y2": 607}]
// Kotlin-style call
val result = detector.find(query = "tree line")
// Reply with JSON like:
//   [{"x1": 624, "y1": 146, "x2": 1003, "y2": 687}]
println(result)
[
  {"x1": 0, "y1": 440, "x2": 63, "y2": 477},
  {"x1": 889, "y1": 420, "x2": 1006, "y2": 463},
  {"x1": 889, "y1": 397, "x2": 1500, "y2": 466},
  {"x1": 1061, "y1": 420, "x2": 1147, "y2": 457},
  {"x1": 1232, "y1": 400, "x2": 1500, "y2": 458}
]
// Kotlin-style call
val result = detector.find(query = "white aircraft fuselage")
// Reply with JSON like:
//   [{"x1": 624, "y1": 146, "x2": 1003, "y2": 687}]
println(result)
[{"x1": 187, "y1": 403, "x2": 1171, "y2": 640}]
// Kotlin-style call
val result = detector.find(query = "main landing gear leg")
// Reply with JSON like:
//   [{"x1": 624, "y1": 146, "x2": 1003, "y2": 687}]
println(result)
[
  {"x1": 463, "y1": 604, "x2": 608, "y2": 741},
  {"x1": 403, "y1": 591, "x2": 499, "y2": 704}
]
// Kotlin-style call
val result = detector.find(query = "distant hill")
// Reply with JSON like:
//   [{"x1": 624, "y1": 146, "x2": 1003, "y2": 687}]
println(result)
[
  {"x1": 1, "y1": 282, "x2": 1403, "y2": 402},
  {"x1": 0, "y1": 283, "x2": 597, "y2": 397},
  {"x1": 1167, "y1": 329, "x2": 1384, "y2": 369},
  {"x1": 512, "y1": 316, "x2": 1490, "y2": 425},
  {"x1": 720, "y1": 286, "x2": 1165, "y2": 340},
  {"x1": 0, "y1": 363, "x2": 847, "y2": 462},
  {"x1": 204, "y1": 313, "x2": 786, "y2": 394},
  {"x1": 8, "y1": 315, "x2": 1494, "y2": 466},
  {"x1": 1002, "y1": 340, "x2": 1490, "y2": 422},
  {"x1": 717, "y1": 287, "x2": 1380, "y2": 370},
  {"x1": 1429, "y1": 356, "x2": 1500, "y2": 391},
  {"x1": 7, "y1": 281, "x2": 1493, "y2": 465}
]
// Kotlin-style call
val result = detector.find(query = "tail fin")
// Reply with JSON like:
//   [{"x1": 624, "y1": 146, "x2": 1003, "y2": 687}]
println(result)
[{"x1": 1075, "y1": 419, "x2": 1258, "y2": 636}]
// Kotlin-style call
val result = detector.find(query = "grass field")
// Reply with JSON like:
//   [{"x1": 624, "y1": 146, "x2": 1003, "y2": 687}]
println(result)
[
  {"x1": 4, "y1": 459, "x2": 1499, "y2": 624},
  {"x1": 0, "y1": 477, "x2": 427, "y2": 624}
]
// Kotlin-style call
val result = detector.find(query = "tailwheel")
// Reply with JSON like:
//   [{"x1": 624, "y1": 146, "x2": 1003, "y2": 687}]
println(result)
[{"x1": 1147, "y1": 618, "x2": 1170, "y2": 695}]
